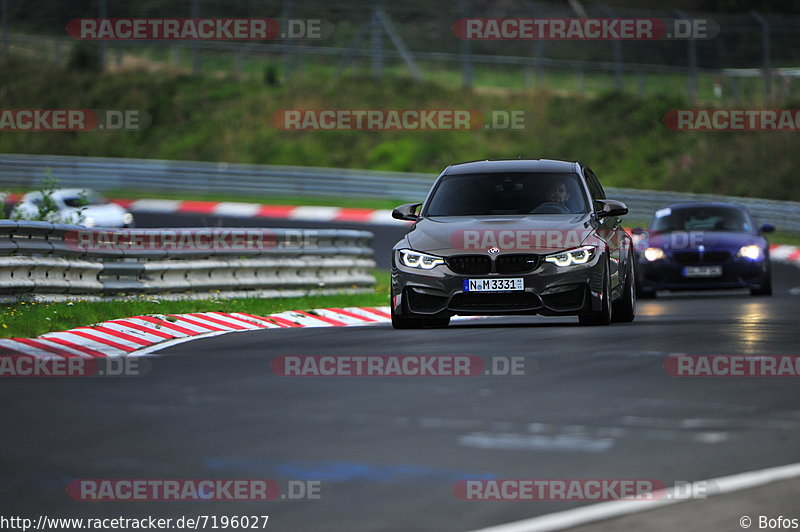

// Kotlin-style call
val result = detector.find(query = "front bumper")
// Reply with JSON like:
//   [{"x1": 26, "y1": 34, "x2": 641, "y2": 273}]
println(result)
[
  {"x1": 391, "y1": 253, "x2": 607, "y2": 317},
  {"x1": 636, "y1": 255, "x2": 768, "y2": 292}
]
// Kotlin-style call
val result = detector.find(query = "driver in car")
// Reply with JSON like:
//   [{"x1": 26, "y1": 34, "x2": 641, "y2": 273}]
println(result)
[{"x1": 547, "y1": 179, "x2": 570, "y2": 206}]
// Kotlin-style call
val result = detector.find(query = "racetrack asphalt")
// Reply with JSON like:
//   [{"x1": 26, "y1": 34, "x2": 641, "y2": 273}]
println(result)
[{"x1": 1, "y1": 212, "x2": 799, "y2": 532}]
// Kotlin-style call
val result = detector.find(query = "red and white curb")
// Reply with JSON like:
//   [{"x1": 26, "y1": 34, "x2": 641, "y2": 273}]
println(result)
[
  {"x1": 0, "y1": 306, "x2": 394, "y2": 359},
  {"x1": 113, "y1": 198, "x2": 405, "y2": 226},
  {"x1": 770, "y1": 244, "x2": 800, "y2": 266}
]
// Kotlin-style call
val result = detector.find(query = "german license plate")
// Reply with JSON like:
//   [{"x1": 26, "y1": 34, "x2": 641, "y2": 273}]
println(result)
[
  {"x1": 463, "y1": 278, "x2": 524, "y2": 292},
  {"x1": 682, "y1": 266, "x2": 723, "y2": 278}
]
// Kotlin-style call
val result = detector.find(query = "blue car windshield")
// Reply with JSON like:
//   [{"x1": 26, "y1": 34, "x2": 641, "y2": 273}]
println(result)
[
  {"x1": 425, "y1": 172, "x2": 588, "y2": 216},
  {"x1": 651, "y1": 206, "x2": 754, "y2": 233}
]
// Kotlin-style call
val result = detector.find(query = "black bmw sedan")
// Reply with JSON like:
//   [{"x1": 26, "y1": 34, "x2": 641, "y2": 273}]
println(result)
[{"x1": 390, "y1": 159, "x2": 636, "y2": 328}]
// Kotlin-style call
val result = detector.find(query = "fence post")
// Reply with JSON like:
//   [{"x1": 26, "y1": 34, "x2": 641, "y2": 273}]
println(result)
[
  {"x1": 170, "y1": 46, "x2": 180, "y2": 69},
  {"x1": 99, "y1": 0, "x2": 108, "y2": 70},
  {"x1": 602, "y1": 5, "x2": 623, "y2": 91},
  {"x1": 375, "y1": 8, "x2": 422, "y2": 80},
  {"x1": 751, "y1": 11, "x2": 771, "y2": 101},
  {"x1": 191, "y1": 0, "x2": 200, "y2": 75},
  {"x1": 235, "y1": 49, "x2": 243, "y2": 79},
  {"x1": 281, "y1": 0, "x2": 293, "y2": 79},
  {"x1": 371, "y1": 8, "x2": 383, "y2": 80},
  {"x1": 1, "y1": 0, "x2": 8, "y2": 58},
  {"x1": 575, "y1": 65, "x2": 584, "y2": 93},
  {"x1": 456, "y1": 0, "x2": 472, "y2": 89},
  {"x1": 675, "y1": 10, "x2": 697, "y2": 102},
  {"x1": 335, "y1": 23, "x2": 367, "y2": 76}
]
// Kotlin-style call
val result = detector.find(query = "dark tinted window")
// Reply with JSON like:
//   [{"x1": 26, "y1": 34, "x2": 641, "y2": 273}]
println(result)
[
  {"x1": 425, "y1": 172, "x2": 589, "y2": 216},
  {"x1": 63, "y1": 191, "x2": 107, "y2": 208},
  {"x1": 650, "y1": 206, "x2": 755, "y2": 233},
  {"x1": 584, "y1": 168, "x2": 606, "y2": 201}
]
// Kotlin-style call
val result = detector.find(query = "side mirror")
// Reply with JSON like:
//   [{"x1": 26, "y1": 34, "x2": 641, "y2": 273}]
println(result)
[
  {"x1": 596, "y1": 199, "x2": 628, "y2": 218},
  {"x1": 759, "y1": 223, "x2": 775, "y2": 234},
  {"x1": 630, "y1": 227, "x2": 645, "y2": 235},
  {"x1": 392, "y1": 202, "x2": 422, "y2": 221}
]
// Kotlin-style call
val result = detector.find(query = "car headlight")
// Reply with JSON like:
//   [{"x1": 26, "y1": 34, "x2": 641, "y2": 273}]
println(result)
[
  {"x1": 544, "y1": 245, "x2": 596, "y2": 267},
  {"x1": 82, "y1": 216, "x2": 97, "y2": 228},
  {"x1": 398, "y1": 249, "x2": 445, "y2": 270},
  {"x1": 737, "y1": 245, "x2": 762, "y2": 260},
  {"x1": 643, "y1": 247, "x2": 666, "y2": 262},
  {"x1": 122, "y1": 213, "x2": 134, "y2": 225}
]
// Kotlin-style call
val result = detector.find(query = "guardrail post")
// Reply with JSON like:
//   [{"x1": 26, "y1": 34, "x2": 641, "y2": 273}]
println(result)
[{"x1": 751, "y1": 10, "x2": 771, "y2": 101}]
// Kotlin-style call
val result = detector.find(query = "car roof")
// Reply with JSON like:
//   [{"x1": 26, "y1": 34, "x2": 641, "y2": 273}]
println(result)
[
  {"x1": 444, "y1": 159, "x2": 580, "y2": 175},
  {"x1": 661, "y1": 201, "x2": 748, "y2": 211}
]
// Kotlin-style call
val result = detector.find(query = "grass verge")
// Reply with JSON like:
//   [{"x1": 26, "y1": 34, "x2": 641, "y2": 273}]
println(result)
[{"x1": 0, "y1": 271, "x2": 390, "y2": 339}]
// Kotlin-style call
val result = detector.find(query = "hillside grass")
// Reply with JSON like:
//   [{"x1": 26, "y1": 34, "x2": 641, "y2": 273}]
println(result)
[{"x1": 0, "y1": 58, "x2": 798, "y2": 203}]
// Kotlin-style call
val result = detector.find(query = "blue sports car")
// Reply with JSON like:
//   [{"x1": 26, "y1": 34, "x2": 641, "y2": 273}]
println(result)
[{"x1": 633, "y1": 202, "x2": 774, "y2": 297}]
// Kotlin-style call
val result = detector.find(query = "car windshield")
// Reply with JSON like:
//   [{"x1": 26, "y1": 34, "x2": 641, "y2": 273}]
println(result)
[
  {"x1": 62, "y1": 191, "x2": 107, "y2": 208},
  {"x1": 425, "y1": 172, "x2": 588, "y2": 216},
  {"x1": 650, "y1": 206, "x2": 754, "y2": 233}
]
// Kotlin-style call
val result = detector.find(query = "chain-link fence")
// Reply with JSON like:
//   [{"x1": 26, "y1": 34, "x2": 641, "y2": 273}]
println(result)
[{"x1": 2, "y1": 0, "x2": 800, "y2": 101}]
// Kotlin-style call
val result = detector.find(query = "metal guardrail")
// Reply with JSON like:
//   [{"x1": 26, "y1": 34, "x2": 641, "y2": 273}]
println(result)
[
  {"x1": 0, "y1": 154, "x2": 798, "y2": 231},
  {"x1": 0, "y1": 220, "x2": 376, "y2": 300}
]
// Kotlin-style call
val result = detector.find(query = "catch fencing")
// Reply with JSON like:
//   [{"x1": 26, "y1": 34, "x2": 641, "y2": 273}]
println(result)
[{"x1": 4, "y1": 0, "x2": 800, "y2": 100}]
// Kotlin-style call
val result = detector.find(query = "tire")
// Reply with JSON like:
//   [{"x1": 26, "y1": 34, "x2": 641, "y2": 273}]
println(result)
[
  {"x1": 391, "y1": 301, "x2": 450, "y2": 329},
  {"x1": 579, "y1": 258, "x2": 613, "y2": 326},
  {"x1": 750, "y1": 267, "x2": 772, "y2": 296},
  {"x1": 612, "y1": 253, "x2": 636, "y2": 323}
]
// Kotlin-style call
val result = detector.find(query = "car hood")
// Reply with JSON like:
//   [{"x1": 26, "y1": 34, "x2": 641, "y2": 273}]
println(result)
[
  {"x1": 405, "y1": 214, "x2": 595, "y2": 255},
  {"x1": 645, "y1": 230, "x2": 765, "y2": 251}
]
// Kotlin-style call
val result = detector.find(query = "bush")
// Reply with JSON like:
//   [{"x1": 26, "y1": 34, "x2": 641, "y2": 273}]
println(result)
[{"x1": 67, "y1": 41, "x2": 103, "y2": 72}]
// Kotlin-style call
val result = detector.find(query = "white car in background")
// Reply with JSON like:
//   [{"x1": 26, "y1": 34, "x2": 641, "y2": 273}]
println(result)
[{"x1": 11, "y1": 188, "x2": 134, "y2": 227}]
